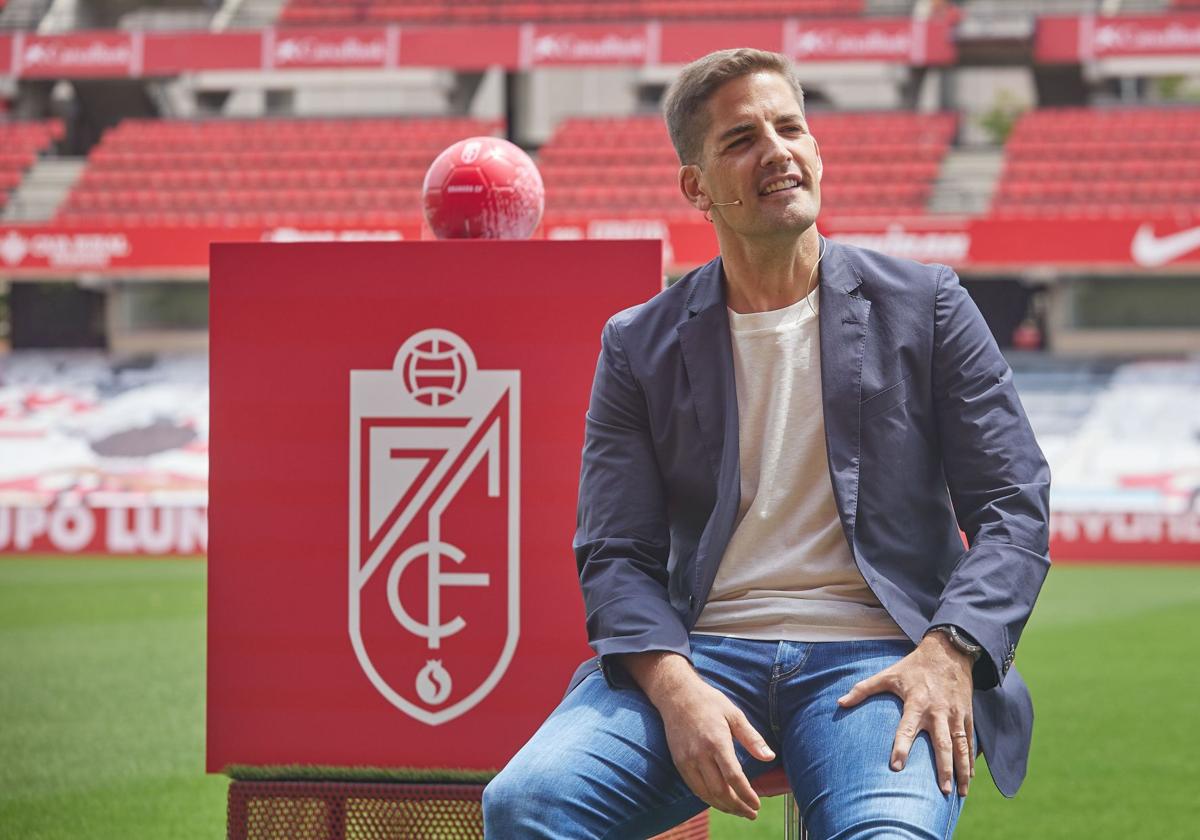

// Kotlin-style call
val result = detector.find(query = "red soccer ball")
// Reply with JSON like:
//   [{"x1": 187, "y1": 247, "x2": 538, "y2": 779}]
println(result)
[{"x1": 422, "y1": 136, "x2": 545, "y2": 239}]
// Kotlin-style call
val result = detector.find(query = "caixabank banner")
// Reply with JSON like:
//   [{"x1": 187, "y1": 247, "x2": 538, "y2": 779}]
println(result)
[{"x1": 207, "y1": 239, "x2": 661, "y2": 771}]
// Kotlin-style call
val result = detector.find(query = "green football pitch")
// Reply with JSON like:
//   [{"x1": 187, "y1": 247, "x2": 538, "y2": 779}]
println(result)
[{"x1": 1, "y1": 557, "x2": 1197, "y2": 839}]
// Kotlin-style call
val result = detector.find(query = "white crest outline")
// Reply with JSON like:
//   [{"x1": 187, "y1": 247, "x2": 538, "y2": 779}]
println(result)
[{"x1": 349, "y1": 328, "x2": 520, "y2": 726}]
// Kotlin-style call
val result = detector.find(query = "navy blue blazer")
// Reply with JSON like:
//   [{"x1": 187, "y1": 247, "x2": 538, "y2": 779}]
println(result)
[{"x1": 567, "y1": 238, "x2": 1051, "y2": 797}]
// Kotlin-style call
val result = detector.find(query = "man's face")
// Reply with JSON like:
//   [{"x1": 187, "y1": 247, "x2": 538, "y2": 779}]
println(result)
[{"x1": 685, "y1": 71, "x2": 822, "y2": 237}]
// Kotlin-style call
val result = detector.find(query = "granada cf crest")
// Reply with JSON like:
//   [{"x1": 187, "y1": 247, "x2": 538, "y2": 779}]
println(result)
[{"x1": 349, "y1": 330, "x2": 520, "y2": 725}]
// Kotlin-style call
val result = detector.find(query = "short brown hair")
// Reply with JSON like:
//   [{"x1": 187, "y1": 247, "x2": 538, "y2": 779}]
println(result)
[{"x1": 662, "y1": 48, "x2": 806, "y2": 166}]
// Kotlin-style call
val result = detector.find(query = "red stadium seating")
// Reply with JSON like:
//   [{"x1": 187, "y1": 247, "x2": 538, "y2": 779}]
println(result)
[
  {"x1": 537, "y1": 112, "x2": 956, "y2": 219},
  {"x1": 60, "y1": 111, "x2": 954, "y2": 227},
  {"x1": 280, "y1": 0, "x2": 868, "y2": 27},
  {"x1": 991, "y1": 107, "x2": 1200, "y2": 220},
  {"x1": 0, "y1": 120, "x2": 64, "y2": 213},
  {"x1": 56, "y1": 117, "x2": 503, "y2": 228}
]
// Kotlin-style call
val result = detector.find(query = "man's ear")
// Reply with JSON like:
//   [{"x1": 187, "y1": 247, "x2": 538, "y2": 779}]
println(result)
[{"x1": 679, "y1": 164, "x2": 710, "y2": 211}]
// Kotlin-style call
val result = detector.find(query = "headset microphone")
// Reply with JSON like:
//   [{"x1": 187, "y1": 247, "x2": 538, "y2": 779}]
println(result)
[{"x1": 710, "y1": 199, "x2": 743, "y2": 206}]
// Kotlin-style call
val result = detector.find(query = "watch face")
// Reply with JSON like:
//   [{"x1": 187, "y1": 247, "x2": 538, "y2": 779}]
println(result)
[
  {"x1": 934, "y1": 625, "x2": 979, "y2": 654},
  {"x1": 951, "y1": 630, "x2": 981, "y2": 656},
  {"x1": 955, "y1": 629, "x2": 981, "y2": 651}
]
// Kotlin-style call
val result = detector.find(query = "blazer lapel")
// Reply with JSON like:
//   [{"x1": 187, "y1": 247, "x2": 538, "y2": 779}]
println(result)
[
  {"x1": 677, "y1": 259, "x2": 743, "y2": 621},
  {"x1": 818, "y1": 239, "x2": 871, "y2": 540},
  {"x1": 677, "y1": 258, "x2": 739, "y2": 485}
]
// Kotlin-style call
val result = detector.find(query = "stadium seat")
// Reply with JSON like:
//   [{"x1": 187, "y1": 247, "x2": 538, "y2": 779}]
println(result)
[
  {"x1": 56, "y1": 117, "x2": 503, "y2": 228},
  {"x1": 537, "y1": 112, "x2": 955, "y2": 220},
  {"x1": 752, "y1": 767, "x2": 805, "y2": 839},
  {"x1": 0, "y1": 120, "x2": 63, "y2": 213},
  {"x1": 62, "y1": 110, "x2": 957, "y2": 227},
  {"x1": 991, "y1": 107, "x2": 1200, "y2": 219}
]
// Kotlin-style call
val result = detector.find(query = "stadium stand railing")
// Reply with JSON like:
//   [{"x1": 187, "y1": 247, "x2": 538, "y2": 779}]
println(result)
[
  {"x1": 0, "y1": 0, "x2": 53, "y2": 30},
  {"x1": 991, "y1": 107, "x2": 1200, "y2": 220},
  {"x1": 277, "y1": 0, "x2": 882, "y2": 27},
  {"x1": 115, "y1": 6, "x2": 217, "y2": 30},
  {"x1": 956, "y1": 0, "x2": 1200, "y2": 16}
]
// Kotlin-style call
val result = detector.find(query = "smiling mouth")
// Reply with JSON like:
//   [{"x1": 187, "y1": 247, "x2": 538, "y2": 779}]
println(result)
[{"x1": 759, "y1": 177, "x2": 802, "y2": 196}]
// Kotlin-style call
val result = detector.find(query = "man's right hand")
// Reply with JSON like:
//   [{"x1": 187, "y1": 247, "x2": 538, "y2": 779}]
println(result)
[{"x1": 619, "y1": 651, "x2": 776, "y2": 820}]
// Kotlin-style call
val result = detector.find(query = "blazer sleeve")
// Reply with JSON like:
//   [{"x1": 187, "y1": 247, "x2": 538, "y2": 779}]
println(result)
[
  {"x1": 573, "y1": 317, "x2": 691, "y2": 689},
  {"x1": 926, "y1": 266, "x2": 1052, "y2": 691}
]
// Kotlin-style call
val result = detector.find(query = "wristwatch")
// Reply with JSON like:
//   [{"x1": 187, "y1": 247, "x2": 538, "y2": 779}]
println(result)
[{"x1": 926, "y1": 624, "x2": 983, "y2": 662}]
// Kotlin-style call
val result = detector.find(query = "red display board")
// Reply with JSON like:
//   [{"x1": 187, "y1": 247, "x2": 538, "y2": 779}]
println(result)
[
  {"x1": 206, "y1": 240, "x2": 661, "y2": 771},
  {"x1": 1050, "y1": 512, "x2": 1200, "y2": 563},
  {"x1": 6, "y1": 216, "x2": 1199, "y2": 277},
  {"x1": 0, "y1": 17, "x2": 954, "y2": 79},
  {"x1": 1037, "y1": 14, "x2": 1200, "y2": 63},
  {"x1": 0, "y1": 502, "x2": 207, "y2": 555},
  {"x1": 6, "y1": 500, "x2": 1198, "y2": 562}
]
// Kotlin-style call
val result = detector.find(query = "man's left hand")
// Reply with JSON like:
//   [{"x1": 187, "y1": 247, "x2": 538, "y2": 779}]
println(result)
[{"x1": 836, "y1": 633, "x2": 975, "y2": 796}]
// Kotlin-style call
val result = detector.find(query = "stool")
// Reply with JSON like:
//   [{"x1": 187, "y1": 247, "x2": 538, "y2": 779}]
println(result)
[
  {"x1": 751, "y1": 767, "x2": 806, "y2": 840},
  {"x1": 654, "y1": 767, "x2": 806, "y2": 840}
]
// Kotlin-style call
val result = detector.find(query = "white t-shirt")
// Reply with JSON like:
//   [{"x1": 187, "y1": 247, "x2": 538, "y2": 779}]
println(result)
[{"x1": 692, "y1": 284, "x2": 907, "y2": 642}]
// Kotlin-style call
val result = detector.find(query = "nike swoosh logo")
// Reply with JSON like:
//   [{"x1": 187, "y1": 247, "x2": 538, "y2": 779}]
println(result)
[{"x1": 1131, "y1": 223, "x2": 1200, "y2": 268}]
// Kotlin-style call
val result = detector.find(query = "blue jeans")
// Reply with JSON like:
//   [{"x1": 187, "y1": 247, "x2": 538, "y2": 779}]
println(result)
[{"x1": 483, "y1": 635, "x2": 966, "y2": 839}]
